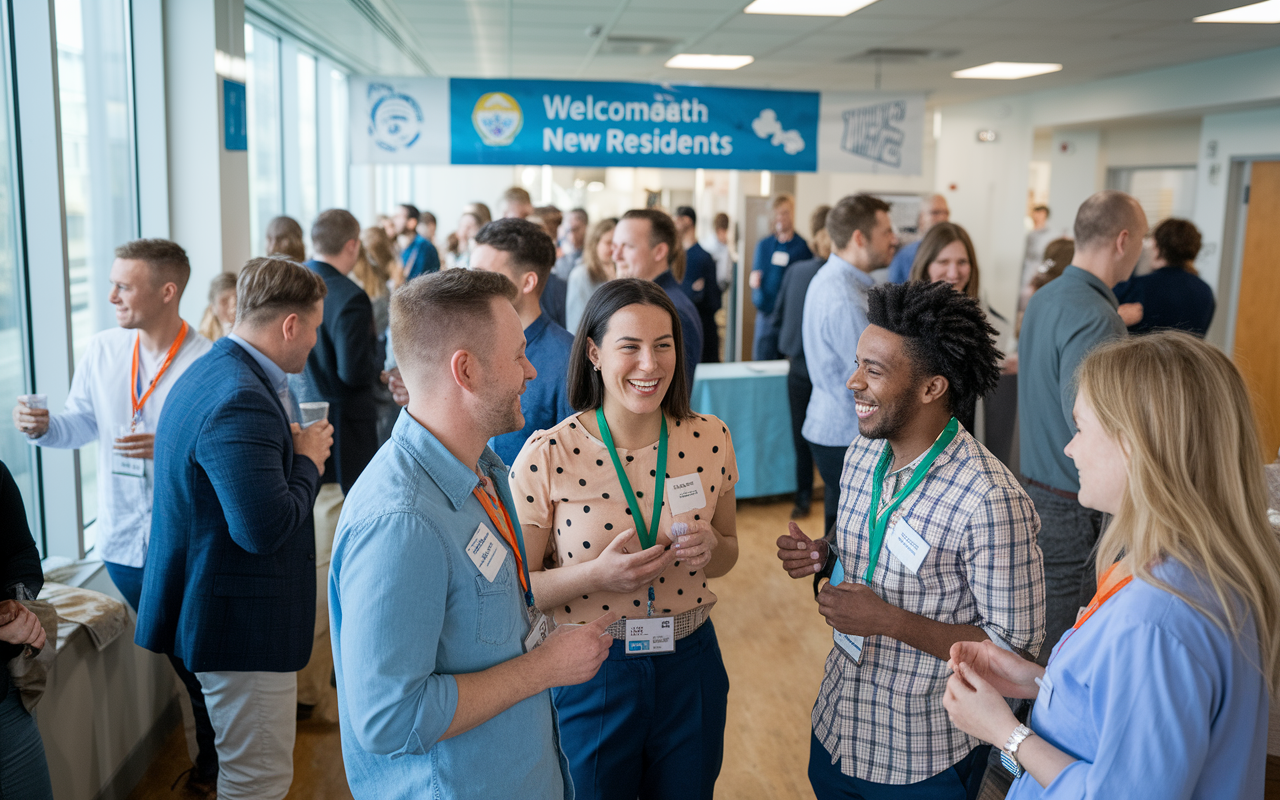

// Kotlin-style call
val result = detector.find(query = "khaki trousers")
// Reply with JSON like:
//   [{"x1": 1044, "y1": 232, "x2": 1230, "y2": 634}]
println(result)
[{"x1": 296, "y1": 482, "x2": 343, "y2": 706}]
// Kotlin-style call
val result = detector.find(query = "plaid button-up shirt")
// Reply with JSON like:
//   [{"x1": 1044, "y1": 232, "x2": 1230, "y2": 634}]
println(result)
[{"x1": 812, "y1": 426, "x2": 1045, "y2": 785}]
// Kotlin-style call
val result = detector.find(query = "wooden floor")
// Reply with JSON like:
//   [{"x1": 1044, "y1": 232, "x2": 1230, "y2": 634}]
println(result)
[{"x1": 128, "y1": 497, "x2": 1280, "y2": 800}]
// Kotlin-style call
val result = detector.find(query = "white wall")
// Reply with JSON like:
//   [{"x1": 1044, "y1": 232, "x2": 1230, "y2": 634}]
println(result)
[
  {"x1": 1047, "y1": 128, "x2": 1101, "y2": 244},
  {"x1": 1102, "y1": 119, "x2": 1201, "y2": 168}
]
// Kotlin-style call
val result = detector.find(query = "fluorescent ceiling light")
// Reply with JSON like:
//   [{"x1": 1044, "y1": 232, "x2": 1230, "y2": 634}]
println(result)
[
  {"x1": 666, "y1": 54, "x2": 754, "y2": 70},
  {"x1": 1194, "y1": 0, "x2": 1280, "y2": 23},
  {"x1": 952, "y1": 62, "x2": 1063, "y2": 80},
  {"x1": 744, "y1": 0, "x2": 879, "y2": 15}
]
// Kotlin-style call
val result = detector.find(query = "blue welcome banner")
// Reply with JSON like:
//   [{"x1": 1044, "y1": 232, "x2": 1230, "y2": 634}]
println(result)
[{"x1": 449, "y1": 78, "x2": 819, "y2": 172}]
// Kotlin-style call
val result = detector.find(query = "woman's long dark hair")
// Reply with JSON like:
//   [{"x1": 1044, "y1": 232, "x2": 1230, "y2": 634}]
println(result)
[{"x1": 567, "y1": 278, "x2": 693, "y2": 420}]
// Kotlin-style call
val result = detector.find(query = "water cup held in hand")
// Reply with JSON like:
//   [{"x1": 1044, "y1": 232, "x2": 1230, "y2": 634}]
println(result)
[
  {"x1": 299, "y1": 401, "x2": 329, "y2": 428},
  {"x1": 19, "y1": 394, "x2": 47, "y2": 410}
]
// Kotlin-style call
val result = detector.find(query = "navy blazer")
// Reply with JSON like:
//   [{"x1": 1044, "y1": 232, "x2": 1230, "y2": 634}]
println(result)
[
  {"x1": 290, "y1": 259, "x2": 381, "y2": 493},
  {"x1": 137, "y1": 337, "x2": 321, "y2": 673}
]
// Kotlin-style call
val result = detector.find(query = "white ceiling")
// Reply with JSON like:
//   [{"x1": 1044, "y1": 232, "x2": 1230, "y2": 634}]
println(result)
[{"x1": 252, "y1": 0, "x2": 1280, "y2": 104}]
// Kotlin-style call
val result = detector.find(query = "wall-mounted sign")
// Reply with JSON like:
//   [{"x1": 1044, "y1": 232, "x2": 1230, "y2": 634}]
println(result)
[
  {"x1": 223, "y1": 79, "x2": 247, "y2": 152},
  {"x1": 816, "y1": 92, "x2": 926, "y2": 176}
]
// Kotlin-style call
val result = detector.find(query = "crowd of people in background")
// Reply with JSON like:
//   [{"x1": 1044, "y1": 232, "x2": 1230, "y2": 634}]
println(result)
[{"x1": 1, "y1": 178, "x2": 1268, "y2": 800}]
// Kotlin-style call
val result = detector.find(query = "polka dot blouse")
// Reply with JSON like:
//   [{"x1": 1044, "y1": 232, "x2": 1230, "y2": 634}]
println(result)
[{"x1": 511, "y1": 411, "x2": 738, "y2": 625}]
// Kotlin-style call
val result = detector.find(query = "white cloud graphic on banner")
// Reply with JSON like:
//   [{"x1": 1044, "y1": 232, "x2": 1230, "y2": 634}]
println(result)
[{"x1": 752, "y1": 109, "x2": 806, "y2": 155}]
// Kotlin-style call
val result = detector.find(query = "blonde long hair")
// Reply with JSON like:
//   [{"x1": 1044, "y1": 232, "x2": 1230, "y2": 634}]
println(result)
[
  {"x1": 1079, "y1": 332, "x2": 1280, "y2": 693},
  {"x1": 361, "y1": 226, "x2": 401, "y2": 290}
]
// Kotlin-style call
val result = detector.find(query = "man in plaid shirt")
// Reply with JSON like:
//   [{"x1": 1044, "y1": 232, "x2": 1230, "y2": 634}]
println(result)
[{"x1": 777, "y1": 281, "x2": 1045, "y2": 798}]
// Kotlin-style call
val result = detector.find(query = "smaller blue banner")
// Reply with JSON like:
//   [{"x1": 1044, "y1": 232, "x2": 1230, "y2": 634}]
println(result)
[
  {"x1": 223, "y1": 79, "x2": 247, "y2": 151},
  {"x1": 450, "y1": 78, "x2": 819, "y2": 172}
]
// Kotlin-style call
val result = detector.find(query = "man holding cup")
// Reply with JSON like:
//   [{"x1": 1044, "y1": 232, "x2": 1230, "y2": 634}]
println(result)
[{"x1": 10, "y1": 239, "x2": 218, "y2": 793}]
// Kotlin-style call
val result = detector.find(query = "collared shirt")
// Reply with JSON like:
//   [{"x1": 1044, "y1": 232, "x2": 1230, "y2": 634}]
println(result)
[
  {"x1": 886, "y1": 239, "x2": 922, "y2": 284},
  {"x1": 31, "y1": 325, "x2": 211, "y2": 568},
  {"x1": 801, "y1": 255, "x2": 875, "y2": 448},
  {"x1": 813, "y1": 426, "x2": 1045, "y2": 785},
  {"x1": 701, "y1": 237, "x2": 734, "y2": 290},
  {"x1": 330, "y1": 410, "x2": 571, "y2": 800},
  {"x1": 403, "y1": 234, "x2": 441, "y2": 280},
  {"x1": 1009, "y1": 558, "x2": 1267, "y2": 800},
  {"x1": 489, "y1": 314, "x2": 575, "y2": 466},
  {"x1": 228, "y1": 334, "x2": 297, "y2": 423},
  {"x1": 1017, "y1": 266, "x2": 1126, "y2": 493}
]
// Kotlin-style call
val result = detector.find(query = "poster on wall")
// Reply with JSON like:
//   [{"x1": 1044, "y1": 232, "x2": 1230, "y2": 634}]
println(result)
[
  {"x1": 349, "y1": 76, "x2": 450, "y2": 165},
  {"x1": 449, "y1": 78, "x2": 819, "y2": 172},
  {"x1": 817, "y1": 92, "x2": 926, "y2": 176}
]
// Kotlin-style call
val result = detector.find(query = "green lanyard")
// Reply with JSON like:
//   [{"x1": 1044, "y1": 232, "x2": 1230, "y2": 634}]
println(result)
[
  {"x1": 596, "y1": 407, "x2": 667, "y2": 550},
  {"x1": 862, "y1": 417, "x2": 959, "y2": 584}
]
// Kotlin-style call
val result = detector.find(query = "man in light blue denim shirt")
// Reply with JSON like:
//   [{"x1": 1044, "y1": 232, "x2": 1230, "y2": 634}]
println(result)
[
  {"x1": 330, "y1": 270, "x2": 615, "y2": 800},
  {"x1": 801, "y1": 195, "x2": 898, "y2": 536}
]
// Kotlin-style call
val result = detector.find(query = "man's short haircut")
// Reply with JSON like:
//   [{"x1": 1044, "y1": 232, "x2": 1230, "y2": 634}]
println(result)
[
  {"x1": 311, "y1": 209, "x2": 361, "y2": 257},
  {"x1": 115, "y1": 238, "x2": 192, "y2": 294},
  {"x1": 504, "y1": 186, "x2": 532, "y2": 206},
  {"x1": 1152, "y1": 217, "x2": 1202, "y2": 267},
  {"x1": 675, "y1": 206, "x2": 696, "y2": 225},
  {"x1": 569, "y1": 208, "x2": 589, "y2": 225},
  {"x1": 713, "y1": 212, "x2": 729, "y2": 232},
  {"x1": 1033, "y1": 205, "x2": 1050, "y2": 216},
  {"x1": 620, "y1": 208, "x2": 683, "y2": 280},
  {"x1": 867, "y1": 280, "x2": 1001, "y2": 425},
  {"x1": 826, "y1": 194, "x2": 891, "y2": 250},
  {"x1": 770, "y1": 193, "x2": 795, "y2": 211},
  {"x1": 810, "y1": 204, "x2": 832, "y2": 238},
  {"x1": 1073, "y1": 190, "x2": 1145, "y2": 251},
  {"x1": 475, "y1": 218, "x2": 557, "y2": 288},
  {"x1": 399, "y1": 203, "x2": 420, "y2": 222},
  {"x1": 390, "y1": 268, "x2": 517, "y2": 373},
  {"x1": 235, "y1": 256, "x2": 327, "y2": 327},
  {"x1": 568, "y1": 278, "x2": 693, "y2": 420},
  {"x1": 421, "y1": 211, "x2": 437, "y2": 227}
]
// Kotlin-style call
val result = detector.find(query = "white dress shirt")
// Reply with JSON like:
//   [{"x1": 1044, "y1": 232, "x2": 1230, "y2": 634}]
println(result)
[{"x1": 31, "y1": 324, "x2": 211, "y2": 567}]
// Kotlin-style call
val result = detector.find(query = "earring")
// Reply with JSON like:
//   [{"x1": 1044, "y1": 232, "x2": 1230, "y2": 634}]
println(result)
[{"x1": 593, "y1": 363, "x2": 600, "y2": 372}]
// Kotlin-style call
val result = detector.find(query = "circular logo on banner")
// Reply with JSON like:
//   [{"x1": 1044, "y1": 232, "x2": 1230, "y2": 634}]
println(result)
[
  {"x1": 369, "y1": 88, "x2": 424, "y2": 153},
  {"x1": 472, "y1": 92, "x2": 523, "y2": 146}
]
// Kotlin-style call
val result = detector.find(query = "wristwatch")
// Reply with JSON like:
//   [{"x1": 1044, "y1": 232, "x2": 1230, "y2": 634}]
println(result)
[{"x1": 1000, "y1": 724, "x2": 1034, "y2": 777}]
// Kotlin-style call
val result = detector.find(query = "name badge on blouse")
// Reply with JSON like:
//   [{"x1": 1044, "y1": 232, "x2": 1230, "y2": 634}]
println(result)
[
  {"x1": 111, "y1": 452, "x2": 146, "y2": 478},
  {"x1": 885, "y1": 517, "x2": 930, "y2": 574},
  {"x1": 665, "y1": 473, "x2": 707, "y2": 517},
  {"x1": 626, "y1": 617, "x2": 675, "y2": 655},
  {"x1": 523, "y1": 609, "x2": 555, "y2": 653},
  {"x1": 770, "y1": 250, "x2": 790, "y2": 267},
  {"x1": 465, "y1": 523, "x2": 507, "y2": 582}
]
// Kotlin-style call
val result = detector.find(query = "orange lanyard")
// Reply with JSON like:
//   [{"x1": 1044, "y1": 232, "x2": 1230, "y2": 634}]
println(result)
[
  {"x1": 130, "y1": 321, "x2": 189, "y2": 428},
  {"x1": 472, "y1": 484, "x2": 529, "y2": 596},
  {"x1": 1073, "y1": 563, "x2": 1133, "y2": 631}
]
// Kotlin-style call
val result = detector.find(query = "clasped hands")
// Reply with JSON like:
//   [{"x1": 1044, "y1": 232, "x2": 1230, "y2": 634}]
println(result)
[
  {"x1": 588, "y1": 521, "x2": 718, "y2": 594},
  {"x1": 776, "y1": 521, "x2": 896, "y2": 637},
  {"x1": 944, "y1": 640, "x2": 1043, "y2": 747}
]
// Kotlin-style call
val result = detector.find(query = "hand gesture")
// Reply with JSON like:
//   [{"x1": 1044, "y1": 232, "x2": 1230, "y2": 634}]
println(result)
[
  {"x1": 816, "y1": 580, "x2": 894, "y2": 638},
  {"x1": 536, "y1": 611, "x2": 616, "y2": 688},
  {"x1": 748, "y1": 270, "x2": 763, "y2": 290},
  {"x1": 114, "y1": 432, "x2": 156, "y2": 460},
  {"x1": 1118, "y1": 302, "x2": 1144, "y2": 327},
  {"x1": 589, "y1": 529, "x2": 677, "y2": 594},
  {"x1": 671, "y1": 521, "x2": 716, "y2": 571},
  {"x1": 12, "y1": 402, "x2": 49, "y2": 438},
  {"x1": 291, "y1": 420, "x2": 334, "y2": 475},
  {"x1": 943, "y1": 660, "x2": 1020, "y2": 747},
  {"x1": 0, "y1": 599, "x2": 46, "y2": 650},
  {"x1": 381, "y1": 368, "x2": 409, "y2": 406},
  {"x1": 947, "y1": 640, "x2": 1043, "y2": 700},
  {"x1": 776, "y1": 521, "x2": 829, "y2": 578}
]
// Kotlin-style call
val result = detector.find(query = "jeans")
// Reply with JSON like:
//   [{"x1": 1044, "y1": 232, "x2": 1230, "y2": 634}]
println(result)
[
  {"x1": 1023, "y1": 483, "x2": 1106, "y2": 665},
  {"x1": 753, "y1": 311, "x2": 781, "y2": 361},
  {"x1": 195, "y1": 670, "x2": 297, "y2": 800},
  {"x1": 808, "y1": 441, "x2": 848, "y2": 538},
  {"x1": 787, "y1": 366, "x2": 815, "y2": 507},
  {"x1": 104, "y1": 561, "x2": 219, "y2": 781},
  {"x1": 0, "y1": 673, "x2": 53, "y2": 800},
  {"x1": 809, "y1": 731, "x2": 989, "y2": 800}
]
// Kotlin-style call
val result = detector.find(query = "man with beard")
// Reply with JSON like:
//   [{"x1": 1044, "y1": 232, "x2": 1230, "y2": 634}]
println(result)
[
  {"x1": 328, "y1": 269, "x2": 615, "y2": 800},
  {"x1": 777, "y1": 281, "x2": 1045, "y2": 799}
]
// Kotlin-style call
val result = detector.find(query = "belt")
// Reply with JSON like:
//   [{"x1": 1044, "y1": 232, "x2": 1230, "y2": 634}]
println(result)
[
  {"x1": 604, "y1": 605, "x2": 710, "y2": 642},
  {"x1": 1023, "y1": 477, "x2": 1078, "y2": 501}
]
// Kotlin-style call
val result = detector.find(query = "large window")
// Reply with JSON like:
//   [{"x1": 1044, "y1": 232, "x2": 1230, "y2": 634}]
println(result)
[
  {"x1": 330, "y1": 67, "x2": 348, "y2": 209},
  {"x1": 297, "y1": 52, "x2": 318, "y2": 233},
  {"x1": 246, "y1": 23, "x2": 282, "y2": 256},
  {"x1": 55, "y1": 0, "x2": 138, "y2": 545}
]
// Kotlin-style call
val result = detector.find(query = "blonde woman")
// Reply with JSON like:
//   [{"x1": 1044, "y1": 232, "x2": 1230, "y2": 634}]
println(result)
[
  {"x1": 564, "y1": 217, "x2": 617, "y2": 335},
  {"x1": 943, "y1": 331, "x2": 1280, "y2": 798},
  {"x1": 198, "y1": 272, "x2": 237, "y2": 341},
  {"x1": 361, "y1": 225, "x2": 403, "y2": 290},
  {"x1": 265, "y1": 215, "x2": 306, "y2": 262}
]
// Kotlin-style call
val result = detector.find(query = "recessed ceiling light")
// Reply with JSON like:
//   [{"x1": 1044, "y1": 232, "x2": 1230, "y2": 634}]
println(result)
[
  {"x1": 952, "y1": 62, "x2": 1063, "y2": 80},
  {"x1": 665, "y1": 54, "x2": 754, "y2": 70},
  {"x1": 744, "y1": 0, "x2": 879, "y2": 15},
  {"x1": 1194, "y1": 0, "x2": 1280, "y2": 23}
]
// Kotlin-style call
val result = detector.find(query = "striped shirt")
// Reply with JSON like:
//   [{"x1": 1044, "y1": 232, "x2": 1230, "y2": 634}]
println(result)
[{"x1": 813, "y1": 426, "x2": 1045, "y2": 784}]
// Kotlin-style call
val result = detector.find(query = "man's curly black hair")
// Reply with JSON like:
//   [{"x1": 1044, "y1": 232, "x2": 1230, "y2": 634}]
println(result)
[{"x1": 866, "y1": 281, "x2": 1002, "y2": 424}]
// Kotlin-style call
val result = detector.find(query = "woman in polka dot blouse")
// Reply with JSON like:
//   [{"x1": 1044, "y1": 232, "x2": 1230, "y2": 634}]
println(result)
[{"x1": 512, "y1": 278, "x2": 739, "y2": 800}]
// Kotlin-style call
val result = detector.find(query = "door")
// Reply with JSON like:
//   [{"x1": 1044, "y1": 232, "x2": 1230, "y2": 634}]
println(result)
[{"x1": 1233, "y1": 160, "x2": 1280, "y2": 459}]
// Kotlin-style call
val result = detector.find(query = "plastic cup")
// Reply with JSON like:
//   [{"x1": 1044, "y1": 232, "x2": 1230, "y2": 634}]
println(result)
[
  {"x1": 19, "y1": 394, "x2": 47, "y2": 410},
  {"x1": 299, "y1": 401, "x2": 330, "y2": 428}
]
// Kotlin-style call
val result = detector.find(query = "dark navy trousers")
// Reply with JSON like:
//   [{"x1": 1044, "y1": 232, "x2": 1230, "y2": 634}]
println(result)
[
  {"x1": 809, "y1": 730, "x2": 990, "y2": 800},
  {"x1": 552, "y1": 619, "x2": 729, "y2": 800}
]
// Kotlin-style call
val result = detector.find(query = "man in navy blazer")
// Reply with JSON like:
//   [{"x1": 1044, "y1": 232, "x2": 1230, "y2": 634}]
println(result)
[
  {"x1": 290, "y1": 209, "x2": 381, "y2": 715},
  {"x1": 138, "y1": 257, "x2": 332, "y2": 800}
]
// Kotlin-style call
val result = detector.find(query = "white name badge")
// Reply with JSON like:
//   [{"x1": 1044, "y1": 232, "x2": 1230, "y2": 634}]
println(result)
[
  {"x1": 886, "y1": 517, "x2": 930, "y2": 574},
  {"x1": 465, "y1": 523, "x2": 507, "y2": 583},
  {"x1": 1034, "y1": 675, "x2": 1054, "y2": 709},
  {"x1": 834, "y1": 631, "x2": 864, "y2": 665},
  {"x1": 665, "y1": 472, "x2": 707, "y2": 517},
  {"x1": 770, "y1": 250, "x2": 790, "y2": 267},
  {"x1": 524, "y1": 609, "x2": 555, "y2": 653},
  {"x1": 111, "y1": 452, "x2": 146, "y2": 478},
  {"x1": 625, "y1": 617, "x2": 675, "y2": 655}
]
